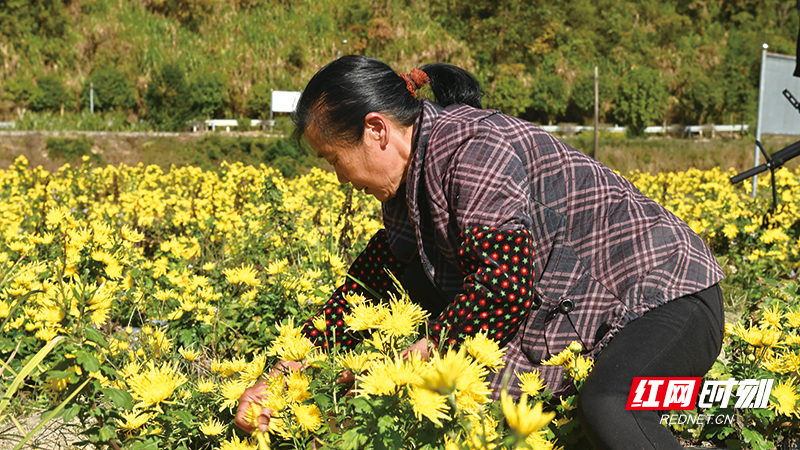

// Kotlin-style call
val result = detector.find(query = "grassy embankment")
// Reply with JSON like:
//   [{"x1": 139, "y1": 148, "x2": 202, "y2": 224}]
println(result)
[{"x1": 1, "y1": 129, "x2": 798, "y2": 176}]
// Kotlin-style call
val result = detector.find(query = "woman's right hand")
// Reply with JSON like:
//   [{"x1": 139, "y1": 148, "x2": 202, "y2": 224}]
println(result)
[
  {"x1": 235, "y1": 360, "x2": 307, "y2": 433},
  {"x1": 234, "y1": 379, "x2": 273, "y2": 433}
]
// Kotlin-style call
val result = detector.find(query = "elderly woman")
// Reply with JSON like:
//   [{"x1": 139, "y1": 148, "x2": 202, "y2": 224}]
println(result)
[{"x1": 237, "y1": 55, "x2": 724, "y2": 449}]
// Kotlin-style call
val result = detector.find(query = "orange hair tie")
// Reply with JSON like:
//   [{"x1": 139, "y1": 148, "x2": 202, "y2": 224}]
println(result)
[{"x1": 398, "y1": 68, "x2": 430, "y2": 98}]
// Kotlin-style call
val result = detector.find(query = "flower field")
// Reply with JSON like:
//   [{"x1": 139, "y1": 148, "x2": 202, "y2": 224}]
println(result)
[{"x1": 1, "y1": 156, "x2": 800, "y2": 450}]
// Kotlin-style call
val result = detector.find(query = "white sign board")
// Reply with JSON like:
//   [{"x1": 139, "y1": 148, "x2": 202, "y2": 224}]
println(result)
[
  {"x1": 760, "y1": 52, "x2": 800, "y2": 135},
  {"x1": 271, "y1": 90, "x2": 302, "y2": 114},
  {"x1": 751, "y1": 48, "x2": 800, "y2": 196}
]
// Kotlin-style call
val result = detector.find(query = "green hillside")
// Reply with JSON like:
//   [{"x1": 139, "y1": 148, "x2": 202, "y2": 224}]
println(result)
[{"x1": 0, "y1": 0, "x2": 797, "y2": 132}]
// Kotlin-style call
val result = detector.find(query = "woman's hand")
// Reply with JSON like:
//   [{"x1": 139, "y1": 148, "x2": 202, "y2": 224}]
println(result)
[
  {"x1": 400, "y1": 337, "x2": 437, "y2": 361},
  {"x1": 235, "y1": 360, "x2": 305, "y2": 433},
  {"x1": 235, "y1": 379, "x2": 272, "y2": 433}
]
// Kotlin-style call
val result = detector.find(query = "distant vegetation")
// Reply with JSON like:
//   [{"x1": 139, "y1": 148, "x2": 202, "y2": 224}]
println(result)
[{"x1": 0, "y1": 0, "x2": 797, "y2": 134}]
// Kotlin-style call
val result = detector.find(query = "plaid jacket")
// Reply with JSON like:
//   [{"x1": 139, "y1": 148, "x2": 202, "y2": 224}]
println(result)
[{"x1": 383, "y1": 100, "x2": 724, "y2": 397}]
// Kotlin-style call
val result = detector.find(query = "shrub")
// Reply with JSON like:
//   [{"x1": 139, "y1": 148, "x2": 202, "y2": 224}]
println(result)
[
  {"x1": 246, "y1": 84, "x2": 271, "y2": 120},
  {"x1": 30, "y1": 76, "x2": 73, "y2": 112},
  {"x1": 190, "y1": 71, "x2": 229, "y2": 119},
  {"x1": 613, "y1": 67, "x2": 669, "y2": 137},
  {"x1": 80, "y1": 66, "x2": 137, "y2": 113},
  {"x1": 145, "y1": 62, "x2": 193, "y2": 131},
  {"x1": 45, "y1": 137, "x2": 100, "y2": 163},
  {"x1": 530, "y1": 73, "x2": 569, "y2": 125},
  {"x1": 263, "y1": 137, "x2": 316, "y2": 177},
  {"x1": 5, "y1": 76, "x2": 37, "y2": 108}
]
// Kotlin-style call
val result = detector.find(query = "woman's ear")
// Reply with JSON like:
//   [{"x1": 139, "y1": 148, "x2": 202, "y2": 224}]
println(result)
[{"x1": 364, "y1": 112, "x2": 390, "y2": 149}]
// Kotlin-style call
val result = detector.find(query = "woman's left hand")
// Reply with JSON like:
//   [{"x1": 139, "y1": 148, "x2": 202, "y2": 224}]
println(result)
[{"x1": 400, "y1": 337, "x2": 437, "y2": 361}]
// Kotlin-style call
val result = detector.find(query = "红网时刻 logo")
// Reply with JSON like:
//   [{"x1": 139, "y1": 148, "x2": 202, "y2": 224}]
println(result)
[{"x1": 626, "y1": 377, "x2": 774, "y2": 410}]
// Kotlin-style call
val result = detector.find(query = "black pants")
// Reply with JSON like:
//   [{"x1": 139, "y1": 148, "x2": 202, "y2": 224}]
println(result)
[{"x1": 577, "y1": 284, "x2": 725, "y2": 450}]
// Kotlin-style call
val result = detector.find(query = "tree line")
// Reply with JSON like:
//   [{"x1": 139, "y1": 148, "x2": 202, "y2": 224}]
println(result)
[{"x1": 0, "y1": 0, "x2": 797, "y2": 135}]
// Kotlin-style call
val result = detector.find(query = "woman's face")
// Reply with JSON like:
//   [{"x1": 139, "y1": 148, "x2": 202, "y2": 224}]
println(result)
[{"x1": 305, "y1": 113, "x2": 414, "y2": 203}]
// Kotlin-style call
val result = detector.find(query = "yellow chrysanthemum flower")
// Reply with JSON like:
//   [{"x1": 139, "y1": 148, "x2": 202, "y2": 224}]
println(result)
[
  {"x1": 219, "y1": 379, "x2": 249, "y2": 410},
  {"x1": 781, "y1": 353, "x2": 800, "y2": 375},
  {"x1": 243, "y1": 401, "x2": 264, "y2": 429},
  {"x1": 731, "y1": 323, "x2": 765, "y2": 347},
  {"x1": 120, "y1": 224, "x2": 145, "y2": 243},
  {"x1": 760, "y1": 327, "x2": 782, "y2": 348},
  {"x1": 517, "y1": 370, "x2": 546, "y2": 397},
  {"x1": 457, "y1": 411, "x2": 501, "y2": 450},
  {"x1": 500, "y1": 390, "x2": 555, "y2": 438},
  {"x1": 223, "y1": 264, "x2": 261, "y2": 287},
  {"x1": 286, "y1": 370, "x2": 311, "y2": 403},
  {"x1": 568, "y1": 355, "x2": 594, "y2": 381},
  {"x1": 785, "y1": 332, "x2": 800, "y2": 346},
  {"x1": 119, "y1": 360, "x2": 140, "y2": 379},
  {"x1": 312, "y1": 315, "x2": 326, "y2": 332},
  {"x1": 225, "y1": 357, "x2": 248, "y2": 375},
  {"x1": 197, "y1": 379, "x2": 216, "y2": 393},
  {"x1": 337, "y1": 350, "x2": 376, "y2": 373},
  {"x1": 210, "y1": 359, "x2": 227, "y2": 375},
  {"x1": 179, "y1": 347, "x2": 200, "y2": 361},
  {"x1": 541, "y1": 347, "x2": 574, "y2": 367},
  {"x1": 292, "y1": 403, "x2": 322, "y2": 433},
  {"x1": 147, "y1": 328, "x2": 172, "y2": 359},
  {"x1": 769, "y1": 378, "x2": 800, "y2": 418},
  {"x1": 241, "y1": 353, "x2": 267, "y2": 384},
  {"x1": 722, "y1": 223, "x2": 739, "y2": 239},
  {"x1": 464, "y1": 332, "x2": 506, "y2": 372},
  {"x1": 343, "y1": 292, "x2": 367, "y2": 306},
  {"x1": 268, "y1": 317, "x2": 314, "y2": 361},
  {"x1": 45, "y1": 206, "x2": 69, "y2": 228},
  {"x1": 272, "y1": 335, "x2": 315, "y2": 362},
  {"x1": 418, "y1": 347, "x2": 472, "y2": 395},
  {"x1": 526, "y1": 428, "x2": 558, "y2": 450},
  {"x1": 264, "y1": 387, "x2": 288, "y2": 414},
  {"x1": 760, "y1": 303, "x2": 784, "y2": 329},
  {"x1": 358, "y1": 356, "x2": 423, "y2": 397},
  {"x1": 219, "y1": 434, "x2": 259, "y2": 450},
  {"x1": 345, "y1": 302, "x2": 388, "y2": 332},
  {"x1": 127, "y1": 361, "x2": 188, "y2": 409},
  {"x1": 785, "y1": 309, "x2": 800, "y2": 328},
  {"x1": 378, "y1": 296, "x2": 428, "y2": 338},
  {"x1": 265, "y1": 258, "x2": 288, "y2": 275},
  {"x1": 560, "y1": 396, "x2": 577, "y2": 411},
  {"x1": 199, "y1": 417, "x2": 225, "y2": 436},
  {"x1": 305, "y1": 349, "x2": 328, "y2": 368},
  {"x1": 408, "y1": 386, "x2": 450, "y2": 426},
  {"x1": 117, "y1": 410, "x2": 154, "y2": 432},
  {"x1": 453, "y1": 361, "x2": 492, "y2": 414}
]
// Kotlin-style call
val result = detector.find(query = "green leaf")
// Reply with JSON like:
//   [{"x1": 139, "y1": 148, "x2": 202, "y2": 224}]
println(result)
[
  {"x1": 377, "y1": 414, "x2": 395, "y2": 432},
  {"x1": 130, "y1": 441, "x2": 159, "y2": 450},
  {"x1": 341, "y1": 428, "x2": 368, "y2": 450},
  {"x1": 84, "y1": 326, "x2": 109, "y2": 349},
  {"x1": 171, "y1": 410, "x2": 195, "y2": 426},
  {"x1": 741, "y1": 428, "x2": 771, "y2": 450},
  {"x1": 314, "y1": 394, "x2": 331, "y2": 410},
  {"x1": 98, "y1": 425, "x2": 117, "y2": 441},
  {"x1": 13, "y1": 378, "x2": 91, "y2": 450},
  {"x1": 74, "y1": 349, "x2": 100, "y2": 372},
  {"x1": 61, "y1": 405, "x2": 81, "y2": 423},
  {"x1": 101, "y1": 388, "x2": 133, "y2": 410},
  {"x1": 46, "y1": 370, "x2": 79, "y2": 381},
  {"x1": 702, "y1": 426, "x2": 734, "y2": 440},
  {"x1": 0, "y1": 336, "x2": 64, "y2": 418},
  {"x1": 348, "y1": 397, "x2": 371, "y2": 414}
]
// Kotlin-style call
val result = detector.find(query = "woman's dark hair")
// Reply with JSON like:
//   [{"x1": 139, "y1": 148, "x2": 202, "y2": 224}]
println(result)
[{"x1": 293, "y1": 55, "x2": 482, "y2": 146}]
